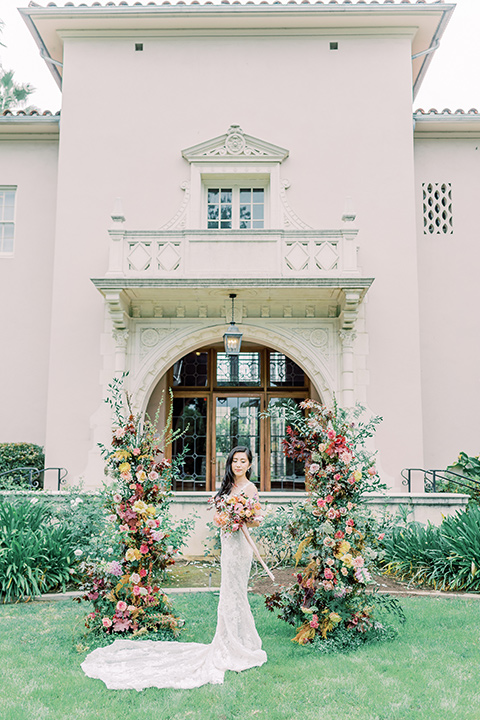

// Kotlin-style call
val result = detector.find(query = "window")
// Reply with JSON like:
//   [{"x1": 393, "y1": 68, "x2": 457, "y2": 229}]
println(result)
[
  {"x1": 207, "y1": 186, "x2": 265, "y2": 229},
  {"x1": 168, "y1": 346, "x2": 309, "y2": 492},
  {"x1": 0, "y1": 188, "x2": 16, "y2": 255}
]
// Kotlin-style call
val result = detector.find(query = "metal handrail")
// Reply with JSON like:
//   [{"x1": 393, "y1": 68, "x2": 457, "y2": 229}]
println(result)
[
  {"x1": 0, "y1": 466, "x2": 68, "y2": 490},
  {"x1": 401, "y1": 467, "x2": 480, "y2": 494}
]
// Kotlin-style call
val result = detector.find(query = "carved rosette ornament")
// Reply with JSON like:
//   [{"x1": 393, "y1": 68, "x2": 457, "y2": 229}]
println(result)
[{"x1": 225, "y1": 125, "x2": 246, "y2": 155}]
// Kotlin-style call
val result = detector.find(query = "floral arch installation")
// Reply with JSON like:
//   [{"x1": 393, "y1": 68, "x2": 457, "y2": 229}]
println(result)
[{"x1": 133, "y1": 323, "x2": 334, "y2": 494}]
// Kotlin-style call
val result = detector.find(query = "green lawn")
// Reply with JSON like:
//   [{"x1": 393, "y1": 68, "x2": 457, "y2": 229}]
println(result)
[{"x1": 1, "y1": 592, "x2": 479, "y2": 720}]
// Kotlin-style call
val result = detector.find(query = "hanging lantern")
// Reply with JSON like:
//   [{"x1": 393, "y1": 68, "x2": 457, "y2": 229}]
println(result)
[{"x1": 223, "y1": 294, "x2": 243, "y2": 355}]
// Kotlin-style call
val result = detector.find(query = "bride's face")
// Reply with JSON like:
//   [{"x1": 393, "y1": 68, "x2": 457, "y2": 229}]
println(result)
[{"x1": 231, "y1": 452, "x2": 250, "y2": 478}]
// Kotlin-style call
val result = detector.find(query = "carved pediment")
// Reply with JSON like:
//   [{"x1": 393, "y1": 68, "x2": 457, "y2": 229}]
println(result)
[{"x1": 182, "y1": 125, "x2": 289, "y2": 163}]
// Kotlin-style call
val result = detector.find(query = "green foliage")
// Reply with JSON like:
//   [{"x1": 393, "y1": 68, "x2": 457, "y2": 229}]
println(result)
[
  {"x1": 0, "y1": 443, "x2": 45, "y2": 489},
  {"x1": 0, "y1": 67, "x2": 35, "y2": 112},
  {"x1": 442, "y1": 452, "x2": 480, "y2": 502},
  {"x1": 380, "y1": 504, "x2": 480, "y2": 591},
  {"x1": 265, "y1": 398, "x2": 403, "y2": 650},
  {"x1": 0, "y1": 498, "x2": 78, "y2": 603},
  {"x1": 251, "y1": 502, "x2": 309, "y2": 568}
]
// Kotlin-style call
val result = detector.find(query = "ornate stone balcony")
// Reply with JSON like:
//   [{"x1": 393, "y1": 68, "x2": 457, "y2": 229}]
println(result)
[{"x1": 105, "y1": 228, "x2": 360, "y2": 279}]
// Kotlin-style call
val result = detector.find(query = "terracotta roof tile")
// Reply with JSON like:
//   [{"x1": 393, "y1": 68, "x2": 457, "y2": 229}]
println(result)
[
  {"x1": 31, "y1": 1, "x2": 448, "y2": 8},
  {"x1": 414, "y1": 108, "x2": 479, "y2": 116},
  {"x1": 1, "y1": 109, "x2": 60, "y2": 116}
]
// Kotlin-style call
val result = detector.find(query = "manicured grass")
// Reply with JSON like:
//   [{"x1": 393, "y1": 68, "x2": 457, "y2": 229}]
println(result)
[{"x1": 1, "y1": 593, "x2": 479, "y2": 720}]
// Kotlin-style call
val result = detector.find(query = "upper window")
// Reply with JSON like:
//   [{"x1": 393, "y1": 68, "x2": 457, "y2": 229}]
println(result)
[
  {"x1": 0, "y1": 188, "x2": 16, "y2": 255},
  {"x1": 207, "y1": 186, "x2": 265, "y2": 230}
]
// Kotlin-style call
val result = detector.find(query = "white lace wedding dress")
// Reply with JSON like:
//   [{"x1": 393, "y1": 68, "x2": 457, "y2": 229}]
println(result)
[{"x1": 81, "y1": 529, "x2": 267, "y2": 690}]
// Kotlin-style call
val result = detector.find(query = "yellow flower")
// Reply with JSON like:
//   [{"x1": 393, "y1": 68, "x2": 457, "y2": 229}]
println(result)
[
  {"x1": 146, "y1": 504, "x2": 156, "y2": 516},
  {"x1": 119, "y1": 462, "x2": 131, "y2": 473},
  {"x1": 125, "y1": 548, "x2": 136, "y2": 561},
  {"x1": 354, "y1": 470, "x2": 362, "y2": 481},
  {"x1": 133, "y1": 500, "x2": 148, "y2": 514},
  {"x1": 114, "y1": 450, "x2": 130, "y2": 460},
  {"x1": 341, "y1": 553, "x2": 353, "y2": 568},
  {"x1": 329, "y1": 612, "x2": 342, "y2": 624},
  {"x1": 334, "y1": 540, "x2": 351, "y2": 559}
]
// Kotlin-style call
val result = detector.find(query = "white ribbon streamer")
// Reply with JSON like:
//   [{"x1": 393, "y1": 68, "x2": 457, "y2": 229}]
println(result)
[{"x1": 241, "y1": 525, "x2": 275, "y2": 582}]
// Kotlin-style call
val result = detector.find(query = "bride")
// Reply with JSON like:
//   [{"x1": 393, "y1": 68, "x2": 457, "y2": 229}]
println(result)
[{"x1": 81, "y1": 446, "x2": 267, "y2": 690}]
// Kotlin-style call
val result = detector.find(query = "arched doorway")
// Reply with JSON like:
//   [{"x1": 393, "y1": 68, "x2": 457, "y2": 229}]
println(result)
[{"x1": 149, "y1": 343, "x2": 319, "y2": 493}]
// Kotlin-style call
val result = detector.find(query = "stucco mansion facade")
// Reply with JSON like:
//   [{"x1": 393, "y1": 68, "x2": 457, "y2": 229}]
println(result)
[{"x1": 1, "y1": 2, "x2": 479, "y2": 506}]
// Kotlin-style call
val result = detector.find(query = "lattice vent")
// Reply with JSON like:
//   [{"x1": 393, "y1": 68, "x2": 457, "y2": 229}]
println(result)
[{"x1": 422, "y1": 182, "x2": 453, "y2": 234}]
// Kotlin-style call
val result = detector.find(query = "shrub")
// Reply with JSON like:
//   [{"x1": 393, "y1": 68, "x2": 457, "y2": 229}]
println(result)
[
  {"x1": 0, "y1": 498, "x2": 78, "y2": 603},
  {"x1": 0, "y1": 443, "x2": 45, "y2": 489},
  {"x1": 380, "y1": 504, "x2": 480, "y2": 591}
]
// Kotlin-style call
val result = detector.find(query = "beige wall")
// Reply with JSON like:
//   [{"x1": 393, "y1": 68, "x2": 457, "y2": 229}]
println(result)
[
  {"x1": 43, "y1": 29, "x2": 424, "y2": 488},
  {"x1": 0, "y1": 139, "x2": 58, "y2": 446},
  {"x1": 414, "y1": 134, "x2": 480, "y2": 469}
]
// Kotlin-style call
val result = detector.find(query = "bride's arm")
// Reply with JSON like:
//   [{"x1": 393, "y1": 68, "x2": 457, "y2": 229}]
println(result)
[{"x1": 244, "y1": 482, "x2": 263, "y2": 527}]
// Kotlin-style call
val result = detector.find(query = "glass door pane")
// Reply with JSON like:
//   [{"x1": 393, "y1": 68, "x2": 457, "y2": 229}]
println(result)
[
  {"x1": 171, "y1": 397, "x2": 208, "y2": 491},
  {"x1": 268, "y1": 398, "x2": 305, "y2": 491},
  {"x1": 215, "y1": 396, "x2": 260, "y2": 490}
]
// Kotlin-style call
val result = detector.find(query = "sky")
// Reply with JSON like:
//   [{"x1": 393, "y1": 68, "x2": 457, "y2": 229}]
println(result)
[{"x1": 0, "y1": 0, "x2": 479, "y2": 113}]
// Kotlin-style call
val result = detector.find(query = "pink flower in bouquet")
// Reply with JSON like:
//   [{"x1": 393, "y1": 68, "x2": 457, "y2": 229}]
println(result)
[
  {"x1": 368, "y1": 466, "x2": 376, "y2": 476},
  {"x1": 340, "y1": 451, "x2": 353, "y2": 464},
  {"x1": 354, "y1": 567, "x2": 372, "y2": 584},
  {"x1": 139, "y1": 587, "x2": 148, "y2": 596},
  {"x1": 341, "y1": 567, "x2": 349, "y2": 576},
  {"x1": 151, "y1": 530, "x2": 165, "y2": 541},
  {"x1": 309, "y1": 614, "x2": 319, "y2": 629},
  {"x1": 334, "y1": 473, "x2": 341, "y2": 481},
  {"x1": 309, "y1": 463, "x2": 320, "y2": 475},
  {"x1": 317, "y1": 498, "x2": 326, "y2": 508},
  {"x1": 132, "y1": 448, "x2": 141, "y2": 456},
  {"x1": 346, "y1": 519, "x2": 354, "y2": 527},
  {"x1": 324, "y1": 568, "x2": 334, "y2": 580},
  {"x1": 322, "y1": 580, "x2": 334, "y2": 591},
  {"x1": 325, "y1": 494, "x2": 333, "y2": 503},
  {"x1": 348, "y1": 476, "x2": 356, "y2": 485},
  {"x1": 132, "y1": 585, "x2": 141, "y2": 596},
  {"x1": 113, "y1": 493, "x2": 122, "y2": 503},
  {"x1": 148, "y1": 471, "x2": 159, "y2": 481},
  {"x1": 146, "y1": 519, "x2": 157, "y2": 528},
  {"x1": 130, "y1": 572, "x2": 141, "y2": 583},
  {"x1": 339, "y1": 507, "x2": 347, "y2": 516},
  {"x1": 140, "y1": 544, "x2": 149, "y2": 554},
  {"x1": 121, "y1": 472, "x2": 132, "y2": 481},
  {"x1": 115, "y1": 428, "x2": 126, "y2": 440},
  {"x1": 140, "y1": 568, "x2": 147, "y2": 577},
  {"x1": 345, "y1": 526, "x2": 353, "y2": 535},
  {"x1": 128, "y1": 605, "x2": 136, "y2": 613},
  {"x1": 323, "y1": 537, "x2": 335, "y2": 548},
  {"x1": 334, "y1": 531, "x2": 344, "y2": 540},
  {"x1": 327, "y1": 428, "x2": 336, "y2": 440},
  {"x1": 352, "y1": 555, "x2": 364, "y2": 569},
  {"x1": 113, "y1": 617, "x2": 132, "y2": 632},
  {"x1": 102, "y1": 617, "x2": 113, "y2": 628},
  {"x1": 116, "y1": 600, "x2": 127, "y2": 612},
  {"x1": 129, "y1": 483, "x2": 136, "y2": 490},
  {"x1": 107, "y1": 514, "x2": 117, "y2": 523},
  {"x1": 318, "y1": 443, "x2": 326, "y2": 452},
  {"x1": 326, "y1": 558, "x2": 335, "y2": 567},
  {"x1": 106, "y1": 561, "x2": 123, "y2": 577},
  {"x1": 378, "y1": 533, "x2": 385, "y2": 541},
  {"x1": 326, "y1": 508, "x2": 336, "y2": 520},
  {"x1": 119, "y1": 524, "x2": 129, "y2": 532}
]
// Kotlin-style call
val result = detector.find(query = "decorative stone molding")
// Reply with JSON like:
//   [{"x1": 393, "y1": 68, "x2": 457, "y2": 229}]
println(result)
[
  {"x1": 159, "y1": 181, "x2": 190, "y2": 231},
  {"x1": 113, "y1": 329, "x2": 129, "y2": 348},
  {"x1": 339, "y1": 330, "x2": 357, "y2": 350},
  {"x1": 280, "y1": 179, "x2": 312, "y2": 230},
  {"x1": 182, "y1": 125, "x2": 289, "y2": 163},
  {"x1": 340, "y1": 289, "x2": 364, "y2": 331},
  {"x1": 103, "y1": 290, "x2": 129, "y2": 331},
  {"x1": 131, "y1": 321, "x2": 335, "y2": 415}
]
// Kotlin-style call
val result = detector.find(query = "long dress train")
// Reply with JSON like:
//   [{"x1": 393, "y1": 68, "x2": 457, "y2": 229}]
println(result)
[{"x1": 80, "y1": 529, "x2": 267, "y2": 690}]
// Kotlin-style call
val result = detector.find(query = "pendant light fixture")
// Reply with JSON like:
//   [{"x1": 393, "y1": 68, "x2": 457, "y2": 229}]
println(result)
[{"x1": 223, "y1": 293, "x2": 243, "y2": 355}]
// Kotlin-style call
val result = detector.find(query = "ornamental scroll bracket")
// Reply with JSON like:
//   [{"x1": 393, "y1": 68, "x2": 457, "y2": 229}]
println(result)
[
  {"x1": 340, "y1": 288, "x2": 364, "y2": 333},
  {"x1": 103, "y1": 290, "x2": 129, "y2": 333}
]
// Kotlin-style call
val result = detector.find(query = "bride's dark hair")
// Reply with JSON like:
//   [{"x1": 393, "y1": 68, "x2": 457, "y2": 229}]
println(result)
[{"x1": 215, "y1": 445, "x2": 253, "y2": 499}]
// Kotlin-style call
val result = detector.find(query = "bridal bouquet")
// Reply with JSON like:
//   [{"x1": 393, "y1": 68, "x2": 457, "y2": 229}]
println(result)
[{"x1": 210, "y1": 492, "x2": 263, "y2": 533}]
